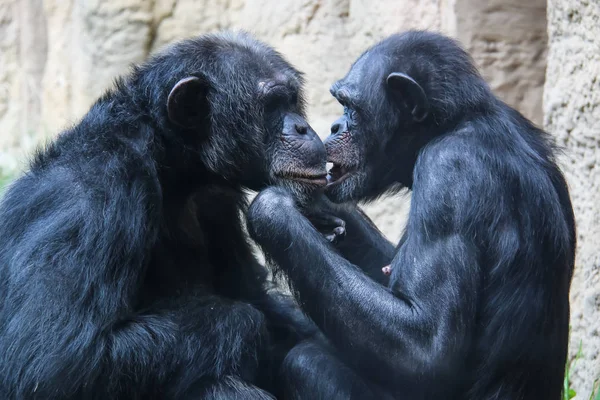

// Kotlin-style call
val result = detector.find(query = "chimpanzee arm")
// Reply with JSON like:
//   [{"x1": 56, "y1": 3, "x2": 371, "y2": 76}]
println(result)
[
  {"x1": 304, "y1": 197, "x2": 395, "y2": 283},
  {"x1": 248, "y1": 161, "x2": 480, "y2": 389},
  {"x1": 112, "y1": 294, "x2": 268, "y2": 397},
  {"x1": 330, "y1": 205, "x2": 396, "y2": 282}
]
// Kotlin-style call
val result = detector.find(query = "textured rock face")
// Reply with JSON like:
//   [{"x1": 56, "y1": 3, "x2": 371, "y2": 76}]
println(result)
[
  {"x1": 453, "y1": 0, "x2": 547, "y2": 125},
  {"x1": 544, "y1": 0, "x2": 600, "y2": 395},
  {"x1": 0, "y1": 0, "x2": 155, "y2": 170}
]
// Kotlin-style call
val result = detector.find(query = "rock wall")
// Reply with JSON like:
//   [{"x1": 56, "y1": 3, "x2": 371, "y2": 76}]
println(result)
[
  {"x1": 452, "y1": 0, "x2": 547, "y2": 125},
  {"x1": 545, "y1": 0, "x2": 600, "y2": 396}
]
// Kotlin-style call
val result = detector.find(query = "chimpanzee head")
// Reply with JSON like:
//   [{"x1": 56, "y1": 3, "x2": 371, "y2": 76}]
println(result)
[
  {"x1": 324, "y1": 30, "x2": 489, "y2": 203},
  {"x1": 138, "y1": 32, "x2": 326, "y2": 202}
]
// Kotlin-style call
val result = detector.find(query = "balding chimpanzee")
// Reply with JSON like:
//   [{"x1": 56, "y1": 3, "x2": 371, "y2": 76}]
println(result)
[
  {"x1": 247, "y1": 31, "x2": 576, "y2": 399},
  {"x1": 0, "y1": 32, "x2": 327, "y2": 399}
]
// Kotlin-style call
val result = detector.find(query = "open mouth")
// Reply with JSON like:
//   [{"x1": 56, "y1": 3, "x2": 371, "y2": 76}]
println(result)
[{"x1": 327, "y1": 163, "x2": 353, "y2": 186}]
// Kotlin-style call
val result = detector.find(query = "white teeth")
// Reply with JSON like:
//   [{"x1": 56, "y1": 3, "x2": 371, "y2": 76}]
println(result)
[{"x1": 326, "y1": 162, "x2": 333, "y2": 171}]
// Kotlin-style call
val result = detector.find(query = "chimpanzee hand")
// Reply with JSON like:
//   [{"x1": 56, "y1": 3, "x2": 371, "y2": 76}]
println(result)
[
  {"x1": 248, "y1": 188, "x2": 346, "y2": 244},
  {"x1": 247, "y1": 187, "x2": 297, "y2": 242},
  {"x1": 300, "y1": 195, "x2": 346, "y2": 243}
]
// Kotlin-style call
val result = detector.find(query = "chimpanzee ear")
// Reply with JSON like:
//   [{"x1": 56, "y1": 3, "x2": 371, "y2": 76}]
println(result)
[
  {"x1": 167, "y1": 76, "x2": 210, "y2": 129},
  {"x1": 386, "y1": 72, "x2": 429, "y2": 122}
]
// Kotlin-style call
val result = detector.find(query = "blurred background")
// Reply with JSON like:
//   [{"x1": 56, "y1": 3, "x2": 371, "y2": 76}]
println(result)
[{"x1": 0, "y1": 0, "x2": 598, "y2": 396}]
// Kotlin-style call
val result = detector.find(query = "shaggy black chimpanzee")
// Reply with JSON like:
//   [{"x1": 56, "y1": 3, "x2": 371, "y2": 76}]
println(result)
[
  {"x1": 247, "y1": 31, "x2": 576, "y2": 399},
  {"x1": 0, "y1": 32, "x2": 327, "y2": 399}
]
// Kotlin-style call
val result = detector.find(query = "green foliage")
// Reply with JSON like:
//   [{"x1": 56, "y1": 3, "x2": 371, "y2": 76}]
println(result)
[
  {"x1": 590, "y1": 379, "x2": 600, "y2": 400},
  {"x1": 564, "y1": 341, "x2": 583, "y2": 400},
  {"x1": 563, "y1": 339, "x2": 600, "y2": 400}
]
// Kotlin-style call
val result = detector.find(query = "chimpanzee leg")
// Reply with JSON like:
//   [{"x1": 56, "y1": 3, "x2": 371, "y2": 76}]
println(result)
[{"x1": 281, "y1": 341, "x2": 388, "y2": 400}]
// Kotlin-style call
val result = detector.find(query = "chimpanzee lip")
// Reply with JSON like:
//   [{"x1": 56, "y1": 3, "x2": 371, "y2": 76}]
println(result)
[{"x1": 277, "y1": 173, "x2": 328, "y2": 186}]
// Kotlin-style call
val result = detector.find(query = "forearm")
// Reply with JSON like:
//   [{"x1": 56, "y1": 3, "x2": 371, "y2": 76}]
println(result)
[
  {"x1": 249, "y1": 205, "x2": 417, "y2": 373},
  {"x1": 247, "y1": 188, "x2": 476, "y2": 380},
  {"x1": 333, "y1": 205, "x2": 395, "y2": 281}
]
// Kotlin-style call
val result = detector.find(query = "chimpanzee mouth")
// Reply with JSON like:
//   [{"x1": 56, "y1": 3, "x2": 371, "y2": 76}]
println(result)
[
  {"x1": 327, "y1": 163, "x2": 354, "y2": 186},
  {"x1": 277, "y1": 173, "x2": 328, "y2": 187}
]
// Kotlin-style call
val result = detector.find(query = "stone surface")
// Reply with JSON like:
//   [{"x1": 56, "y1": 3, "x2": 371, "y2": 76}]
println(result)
[
  {"x1": 0, "y1": 0, "x2": 25, "y2": 170},
  {"x1": 544, "y1": 0, "x2": 600, "y2": 395},
  {"x1": 452, "y1": 0, "x2": 548, "y2": 125},
  {"x1": 41, "y1": 0, "x2": 153, "y2": 138}
]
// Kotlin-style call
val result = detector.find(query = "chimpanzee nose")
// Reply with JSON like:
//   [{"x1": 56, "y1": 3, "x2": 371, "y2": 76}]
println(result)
[
  {"x1": 331, "y1": 123, "x2": 340, "y2": 134},
  {"x1": 284, "y1": 114, "x2": 317, "y2": 139},
  {"x1": 295, "y1": 124, "x2": 308, "y2": 135},
  {"x1": 330, "y1": 117, "x2": 346, "y2": 135}
]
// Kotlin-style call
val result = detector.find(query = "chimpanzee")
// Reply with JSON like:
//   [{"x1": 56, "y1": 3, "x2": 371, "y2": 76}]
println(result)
[
  {"x1": 247, "y1": 31, "x2": 576, "y2": 399},
  {"x1": 0, "y1": 32, "x2": 327, "y2": 399}
]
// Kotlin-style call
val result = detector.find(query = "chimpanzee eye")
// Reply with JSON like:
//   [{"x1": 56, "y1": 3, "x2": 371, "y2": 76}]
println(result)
[
  {"x1": 263, "y1": 86, "x2": 290, "y2": 113},
  {"x1": 264, "y1": 96, "x2": 280, "y2": 113},
  {"x1": 344, "y1": 106, "x2": 357, "y2": 120}
]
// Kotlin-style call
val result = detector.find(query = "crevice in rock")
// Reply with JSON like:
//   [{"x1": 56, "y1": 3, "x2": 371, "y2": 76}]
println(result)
[{"x1": 146, "y1": 0, "x2": 178, "y2": 56}]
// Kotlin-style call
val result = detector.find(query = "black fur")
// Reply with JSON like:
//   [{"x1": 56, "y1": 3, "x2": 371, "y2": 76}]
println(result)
[
  {"x1": 247, "y1": 31, "x2": 576, "y2": 399},
  {"x1": 0, "y1": 31, "x2": 325, "y2": 399}
]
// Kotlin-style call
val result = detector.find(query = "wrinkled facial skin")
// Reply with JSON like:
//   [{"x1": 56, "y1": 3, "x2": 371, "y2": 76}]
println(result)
[
  {"x1": 324, "y1": 49, "x2": 428, "y2": 204},
  {"x1": 259, "y1": 78, "x2": 327, "y2": 204},
  {"x1": 324, "y1": 92, "x2": 369, "y2": 204},
  {"x1": 164, "y1": 35, "x2": 328, "y2": 204},
  {"x1": 324, "y1": 57, "x2": 387, "y2": 204}
]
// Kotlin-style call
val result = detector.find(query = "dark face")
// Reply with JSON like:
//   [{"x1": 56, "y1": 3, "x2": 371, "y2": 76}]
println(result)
[
  {"x1": 259, "y1": 78, "x2": 328, "y2": 202},
  {"x1": 325, "y1": 75, "x2": 370, "y2": 203},
  {"x1": 324, "y1": 56, "x2": 387, "y2": 203},
  {"x1": 163, "y1": 34, "x2": 326, "y2": 203},
  {"x1": 324, "y1": 49, "x2": 430, "y2": 203}
]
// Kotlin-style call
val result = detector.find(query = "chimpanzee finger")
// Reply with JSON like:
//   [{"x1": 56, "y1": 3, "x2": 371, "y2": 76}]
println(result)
[
  {"x1": 334, "y1": 226, "x2": 346, "y2": 237},
  {"x1": 324, "y1": 233, "x2": 337, "y2": 242}
]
